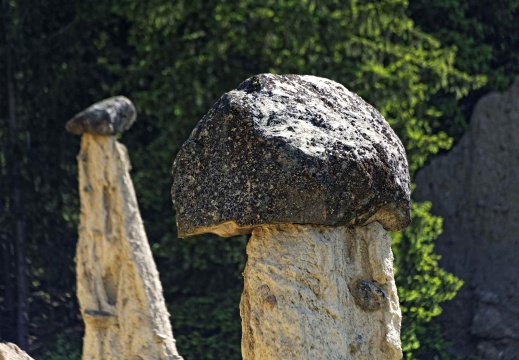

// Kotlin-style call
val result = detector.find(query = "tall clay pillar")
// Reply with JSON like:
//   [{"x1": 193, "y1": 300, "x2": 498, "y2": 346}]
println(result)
[
  {"x1": 172, "y1": 74, "x2": 411, "y2": 359},
  {"x1": 67, "y1": 97, "x2": 183, "y2": 360}
]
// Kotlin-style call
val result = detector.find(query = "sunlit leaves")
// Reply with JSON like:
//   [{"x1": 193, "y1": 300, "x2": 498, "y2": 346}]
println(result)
[{"x1": 392, "y1": 202, "x2": 463, "y2": 358}]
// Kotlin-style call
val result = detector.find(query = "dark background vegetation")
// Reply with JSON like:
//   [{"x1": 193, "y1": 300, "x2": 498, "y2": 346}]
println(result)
[{"x1": 1, "y1": 0, "x2": 518, "y2": 358}]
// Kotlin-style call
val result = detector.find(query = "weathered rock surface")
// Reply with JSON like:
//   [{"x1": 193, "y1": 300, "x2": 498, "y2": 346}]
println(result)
[
  {"x1": 414, "y1": 77, "x2": 519, "y2": 359},
  {"x1": 66, "y1": 96, "x2": 136, "y2": 135},
  {"x1": 75, "y1": 133, "x2": 182, "y2": 359},
  {"x1": 0, "y1": 343, "x2": 34, "y2": 360},
  {"x1": 172, "y1": 74, "x2": 410, "y2": 238},
  {"x1": 241, "y1": 222, "x2": 402, "y2": 360}
]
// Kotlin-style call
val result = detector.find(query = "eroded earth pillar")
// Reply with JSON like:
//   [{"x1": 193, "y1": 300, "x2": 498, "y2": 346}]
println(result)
[{"x1": 173, "y1": 74, "x2": 411, "y2": 360}]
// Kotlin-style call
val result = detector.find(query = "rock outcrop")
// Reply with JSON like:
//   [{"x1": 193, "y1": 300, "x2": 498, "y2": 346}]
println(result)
[
  {"x1": 173, "y1": 74, "x2": 410, "y2": 359},
  {"x1": 67, "y1": 98, "x2": 183, "y2": 360},
  {"x1": 0, "y1": 343, "x2": 34, "y2": 360},
  {"x1": 414, "y1": 77, "x2": 519, "y2": 359}
]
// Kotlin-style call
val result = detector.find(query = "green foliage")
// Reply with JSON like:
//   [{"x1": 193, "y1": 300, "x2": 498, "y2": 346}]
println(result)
[
  {"x1": 159, "y1": 235, "x2": 248, "y2": 357},
  {"x1": 0, "y1": 0, "x2": 114, "y2": 348},
  {"x1": 409, "y1": 0, "x2": 519, "y2": 138},
  {"x1": 172, "y1": 289, "x2": 243, "y2": 358},
  {"x1": 410, "y1": 0, "x2": 519, "y2": 91},
  {"x1": 110, "y1": 0, "x2": 486, "y2": 177},
  {"x1": 43, "y1": 334, "x2": 81, "y2": 360},
  {"x1": 2, "y1": 0, "x2": 504, "y2": 358},
  {"x1": 392, "y1": 202, "x2": 463, "y2": 359}
]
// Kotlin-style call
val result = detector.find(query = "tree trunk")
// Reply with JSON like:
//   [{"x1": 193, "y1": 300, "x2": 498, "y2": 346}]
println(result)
[
  {"x1": 5, "y1": 2, "x2": 28, "y2": 348},
  {"x1": 1, "y1": 233, "x2": 15, "y2": 341}
]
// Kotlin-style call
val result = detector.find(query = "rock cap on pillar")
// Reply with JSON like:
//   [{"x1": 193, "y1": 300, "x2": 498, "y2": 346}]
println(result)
[
  {"x1": 66, "y1": 96, "x2": 136, "y2": 136},
  {"x1": 172, "y1": 74, "x2": 411, "y2": 238}
]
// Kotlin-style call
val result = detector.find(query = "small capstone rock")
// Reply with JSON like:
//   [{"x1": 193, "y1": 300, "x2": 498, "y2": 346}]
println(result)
[{"x1": 66, "y1": 96, "x2": 136, "y2": 136}]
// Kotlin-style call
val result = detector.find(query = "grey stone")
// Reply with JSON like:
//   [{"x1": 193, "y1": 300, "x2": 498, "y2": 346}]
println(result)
[
  {"x1": 503, "y1": 342, "x2": 519, "y2": 360},
  {"x1": 172, "y1": 74, "x2": 410, "y2": 237},
  {"x1": 66, "y1": 96, "x2": 136, "y2": 136},
  {"x1": 476, "y1": 341, "x2": 502, "y2": 360},
  {"x1": 476, "y1": 289, "x2": 500, "y2": 304},
  {"x1": 414, "y1": 76, "x2": 519, "y2": 357}
]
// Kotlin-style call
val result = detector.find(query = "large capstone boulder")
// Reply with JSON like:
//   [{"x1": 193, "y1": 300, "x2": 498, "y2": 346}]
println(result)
[{"x1": 172, "y1": 74, "x2": 410, "y2": 238}]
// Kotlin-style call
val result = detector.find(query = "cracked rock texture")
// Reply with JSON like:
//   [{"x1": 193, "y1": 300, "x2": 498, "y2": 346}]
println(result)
[
  {"x1": 172, "y1": 74, "x2": 410, "y2": 238},
  {"x1": 414, "y1": 77, "x2": 519, "y2": 359},
  {"x1": 240, "y1": 222, "x2": 402, "y2": 360},
  {"x1": 0, "y1": 343, "x2": 34, "y2": 360},
  {"x1": 76, "y1": 134, "x2": 182, "y2": 360}
]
